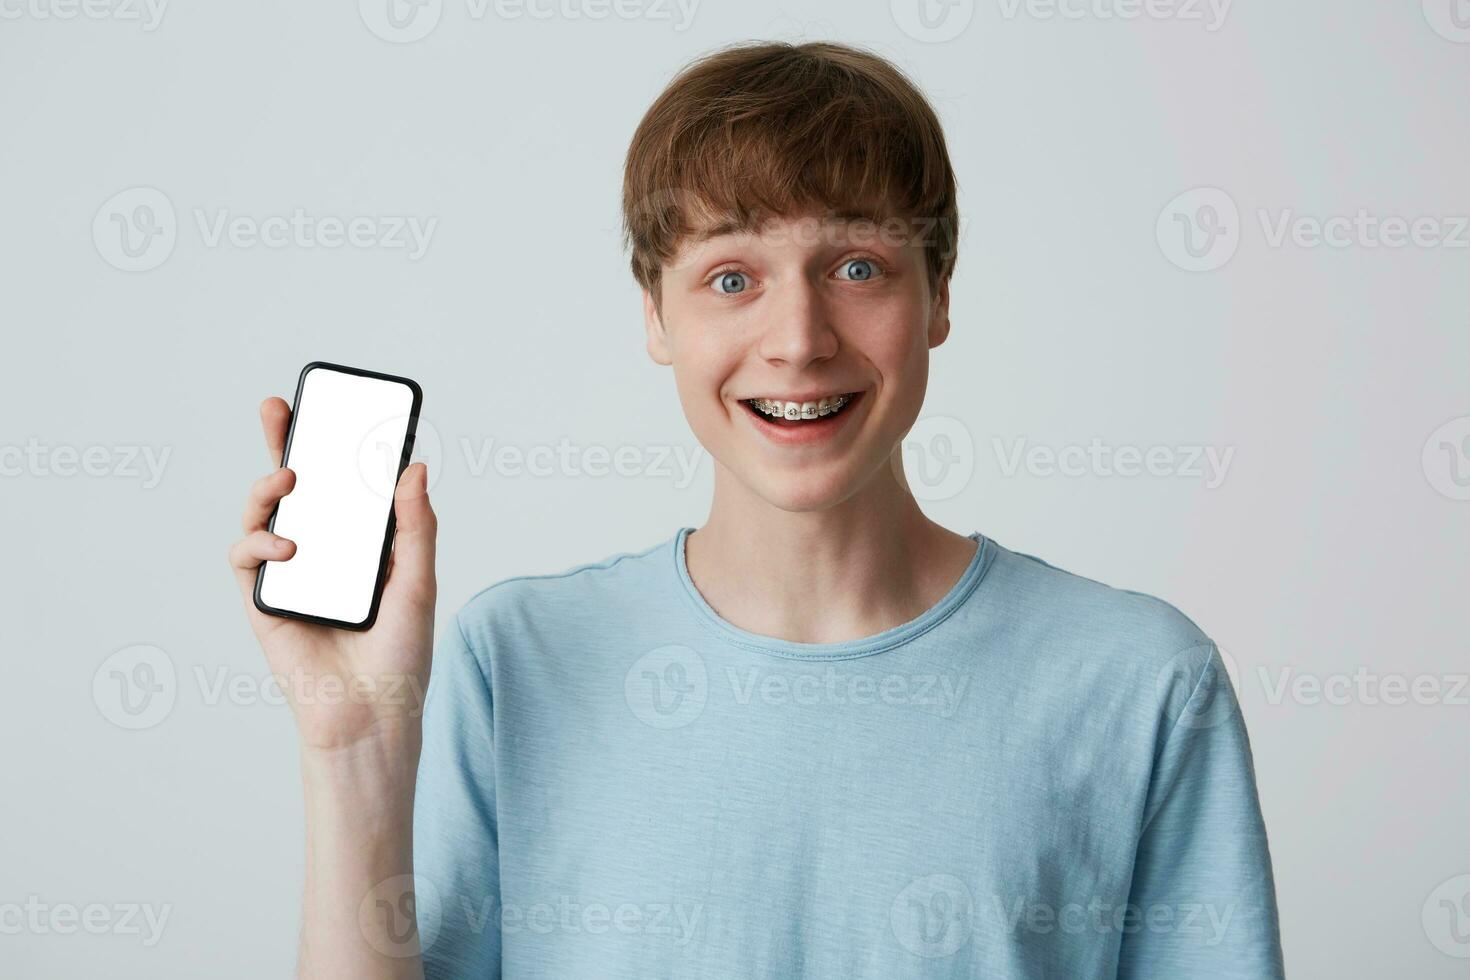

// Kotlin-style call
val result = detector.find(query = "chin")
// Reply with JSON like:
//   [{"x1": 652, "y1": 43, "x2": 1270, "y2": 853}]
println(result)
[{"x1": 747, "y1": 467, "x2": 861, "y2": 513}]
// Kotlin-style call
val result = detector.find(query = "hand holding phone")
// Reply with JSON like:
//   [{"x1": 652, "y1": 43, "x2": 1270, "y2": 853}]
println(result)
[{"x1": 227, "y1": 362, "x2": 437, "y2": 751}]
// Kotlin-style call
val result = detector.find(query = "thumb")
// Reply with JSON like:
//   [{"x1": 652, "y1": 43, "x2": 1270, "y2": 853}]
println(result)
[{"x1": 389, "y1": 462, "x2": 437, "y2": 598}]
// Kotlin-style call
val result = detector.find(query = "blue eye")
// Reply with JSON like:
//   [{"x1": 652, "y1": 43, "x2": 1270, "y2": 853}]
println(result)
[
  {"x1": 713, "y1": 271, "x2": 748, "y2": 294},
  {"x1": 838, "y1": 259, "x2": 879, "y2": 281}
]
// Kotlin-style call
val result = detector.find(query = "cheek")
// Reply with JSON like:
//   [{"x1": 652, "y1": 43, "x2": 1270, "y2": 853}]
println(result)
[
  {"x1": 667, "y1": 331, "x2": 741, "y2": 421},
  {"x1": 852, "y1": 306, "x2": 930, "y2": 383}
]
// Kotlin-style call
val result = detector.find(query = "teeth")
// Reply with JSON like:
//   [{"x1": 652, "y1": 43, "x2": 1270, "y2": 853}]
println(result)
[{"x1": 749, "y1": 394, "x2": 852, "y2": 421}]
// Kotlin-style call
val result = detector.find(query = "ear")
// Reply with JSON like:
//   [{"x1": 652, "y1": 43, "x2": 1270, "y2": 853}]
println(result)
[
  {"x1": 643, "y1": 287, "x2": 672, "y2": 365},
  {"x1": 926, "y1": 275, "x2": 952, "y2": 350}
]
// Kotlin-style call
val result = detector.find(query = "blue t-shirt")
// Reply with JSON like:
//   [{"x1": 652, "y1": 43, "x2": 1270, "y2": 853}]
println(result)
[{"x1": 413, "y1": 528, "x2": 1285, "y2": 979}]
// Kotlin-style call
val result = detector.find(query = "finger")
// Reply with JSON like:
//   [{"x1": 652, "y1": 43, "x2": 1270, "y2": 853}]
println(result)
[
  {"x1": 228, "y1": 529, "x2": 296, "y2": 595},
  {"x1": 241, "y1": 466, "x2": 297, "y2": 533},
  {"x1": 260, "y1": 397, "x2": 291, "y2": 468},
  {"x1": 385, "y1": 463, "x2": 436, "y2": 603}
]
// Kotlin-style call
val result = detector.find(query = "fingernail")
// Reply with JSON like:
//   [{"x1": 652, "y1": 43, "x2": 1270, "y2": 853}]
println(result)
[{"x1": 274, "y1": 536, "x2": 292, "y2": 551}]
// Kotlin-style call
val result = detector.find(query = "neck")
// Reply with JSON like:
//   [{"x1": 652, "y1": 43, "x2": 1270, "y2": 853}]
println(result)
[{"x1": 685, "y1": 448, "x2": 978, "y2": 644}]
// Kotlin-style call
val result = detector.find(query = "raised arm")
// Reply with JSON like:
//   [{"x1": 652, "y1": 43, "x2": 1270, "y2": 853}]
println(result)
[{"x1": 227, "y1": 396, "x2": 438, "y2": 979}]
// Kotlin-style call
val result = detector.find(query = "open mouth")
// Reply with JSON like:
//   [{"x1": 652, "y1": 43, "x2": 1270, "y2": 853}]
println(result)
[{"x1": 740, "y1": 391, "x2": 863, "y2": 427}]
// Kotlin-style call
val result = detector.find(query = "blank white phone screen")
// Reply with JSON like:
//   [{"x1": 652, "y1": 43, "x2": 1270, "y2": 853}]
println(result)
[{"x1": 258, "y1": 367, "x2": 416, "y2": 625}]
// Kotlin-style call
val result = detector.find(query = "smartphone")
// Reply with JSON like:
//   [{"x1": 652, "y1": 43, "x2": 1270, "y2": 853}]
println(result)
[{"x1": 253, "y1": 361, "x2": 423, "y2": 631}]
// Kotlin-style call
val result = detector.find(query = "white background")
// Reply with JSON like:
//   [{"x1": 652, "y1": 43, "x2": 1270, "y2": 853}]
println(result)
[{"x1": 2, "y1": 0, "x2": 1467, "y2": 976}]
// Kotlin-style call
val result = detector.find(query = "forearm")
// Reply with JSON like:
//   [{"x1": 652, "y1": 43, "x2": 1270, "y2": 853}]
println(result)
[{"x1": 298, "y1": 729, "x2": 424, "y2": 980}]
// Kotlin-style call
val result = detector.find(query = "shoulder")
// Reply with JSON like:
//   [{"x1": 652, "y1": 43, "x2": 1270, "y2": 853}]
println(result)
[
  {"x1": 981, "y1": 537, "x2": 1217, "y2": 669},
  {"x1": 451, "y1": 532, "x2": 675, "y2": 646},
  {"x1": 976, "y1": 537, "x2": 1231, "y2": 733}
]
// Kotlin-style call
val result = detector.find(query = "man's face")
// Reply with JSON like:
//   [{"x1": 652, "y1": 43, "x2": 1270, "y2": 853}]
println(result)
[{"x1": 643, "y1": 211, "x2": 951, "y2": 512}]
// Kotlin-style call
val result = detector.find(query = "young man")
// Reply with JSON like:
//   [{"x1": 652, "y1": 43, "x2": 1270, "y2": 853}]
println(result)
[{"x1": 230, "y1": 41, "x2": 1285, "y2": 980}]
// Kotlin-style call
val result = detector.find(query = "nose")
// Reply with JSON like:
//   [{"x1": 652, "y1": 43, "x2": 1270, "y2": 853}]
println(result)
[{"x1": 755, "y1": 276, "x2": 839, "y2": 368}]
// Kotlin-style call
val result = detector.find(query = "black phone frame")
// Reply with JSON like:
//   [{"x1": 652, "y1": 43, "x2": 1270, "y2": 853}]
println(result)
[{"x1": 252, "y1": 360, "x2": 423, "y2": 632}]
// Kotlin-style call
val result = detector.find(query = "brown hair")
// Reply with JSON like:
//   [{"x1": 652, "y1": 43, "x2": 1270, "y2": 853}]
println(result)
[{"x1": 621, "y1": 41, "x2": 959, "y2": 306}]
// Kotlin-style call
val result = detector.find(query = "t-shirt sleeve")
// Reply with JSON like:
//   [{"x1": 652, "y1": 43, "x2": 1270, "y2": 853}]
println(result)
[
  {"x1": 413, "y1": 611, "x2": 501, "y2": 979},
  {"x1": 1116, "y1": 643, "x2": 1286, "y2": 979}
]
